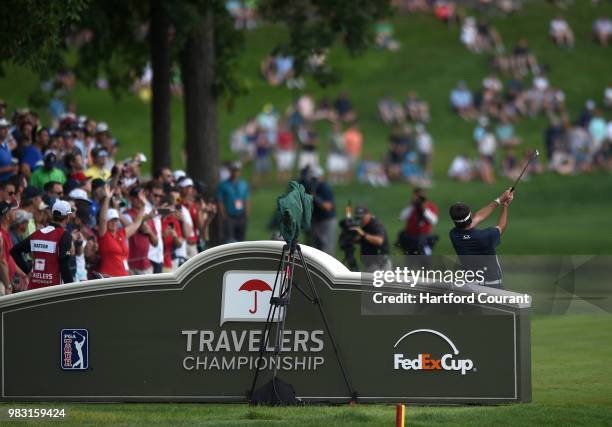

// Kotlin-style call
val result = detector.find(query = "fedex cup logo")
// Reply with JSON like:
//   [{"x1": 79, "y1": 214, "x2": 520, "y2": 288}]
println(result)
[
  {"x1": 220, "y1": 271, "x2": 284, "y2": 325},
  {"x1": 393, "y1": 329, "x2": 475, "y2": 375}
]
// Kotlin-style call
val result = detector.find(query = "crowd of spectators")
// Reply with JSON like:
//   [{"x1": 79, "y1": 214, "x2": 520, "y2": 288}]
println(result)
[
  {"x1": 230, "y1": 93, "x2": 362, "y2": 186},
  {"x1": 0, "y1": 102, "x2": 259, "y2": 295}
]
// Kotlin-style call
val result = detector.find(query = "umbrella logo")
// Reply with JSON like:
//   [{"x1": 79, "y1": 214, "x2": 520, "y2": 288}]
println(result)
[{"x1": 238, "y1": 279, "x2": 273, "y2": 314}]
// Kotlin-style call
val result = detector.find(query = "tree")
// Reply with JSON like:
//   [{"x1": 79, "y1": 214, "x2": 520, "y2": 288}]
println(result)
[
  {"x1": 0, "y1": 0, "x2": 89, "y2": 74},
  {"x1": 75, "y1": 0, "x2": 172, "y2": 171}
]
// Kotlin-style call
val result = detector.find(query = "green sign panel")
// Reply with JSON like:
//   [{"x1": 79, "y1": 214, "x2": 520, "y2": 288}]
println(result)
[{"x1": 0, "y1": 242, "x2": 531, "y2": 403}]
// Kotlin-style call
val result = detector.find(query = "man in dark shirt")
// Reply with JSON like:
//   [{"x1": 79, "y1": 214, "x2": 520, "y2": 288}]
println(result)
[
  {"x1": 448, "y1": 188, "x2": 514, "y2": 288},
  {"x1": 308, "y1": 167, "x2": 336, "y2": 255},
  {"x1": 351, "y1": 205, "x2": 390, "y2": 272}
]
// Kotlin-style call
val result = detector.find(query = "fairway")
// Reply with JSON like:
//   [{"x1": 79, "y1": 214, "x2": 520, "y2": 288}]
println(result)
[{"x1": 1, "y1": 314, "x2": 610, "y2": 426}]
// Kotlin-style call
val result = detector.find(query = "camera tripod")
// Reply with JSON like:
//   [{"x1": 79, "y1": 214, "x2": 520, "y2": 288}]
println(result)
[{"x1": 248, "y1": 239, "x2": 356, "y2": 404}]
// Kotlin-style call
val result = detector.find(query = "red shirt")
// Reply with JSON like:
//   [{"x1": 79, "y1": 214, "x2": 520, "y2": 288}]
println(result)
[
  {"x1": 183, "y1": 201, "x2": 198, "y2": 244},
  {"x1": 28, "y1": 225, "x2": 65, "y2": 289},
  {"x1": 0, "y1": 229, "x2": 15, "y2": 283},
  {"x1": 405, "y1": 201, "x2": 438, "y2": 235},
  {"x1": 162, "y1": 215, "x2": 183, "y2": 268},
  {"x1": 126, "y1": 209, "x2": 155, "y2": 271},
  {"x1": 98, "y1": 228, "x2": 129, "y2": 277}
]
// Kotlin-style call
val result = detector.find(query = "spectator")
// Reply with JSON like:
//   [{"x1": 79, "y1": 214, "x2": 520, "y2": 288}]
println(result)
[
  {"x1": 10, "y1": 200, "x2": 73, "y2": 290},
  {"x1": 415, "y1": 124, "x2": 434, "y2": 177},
  {"x1": 0, "y1": 119, "x2": 17, "y2": 182},
  {"x1": 588, "y1": 110, "x2": 607, "y2": 154},
  {"x1": 378, "y1": 95, "x2": 405, "y2": 125},
  {"x1": 160, "y1": 195, "x2": 186, "y2": 270},
  {"x1": 343, "y1": 123, "x2": 363, "y2": 167},
  {"x1": 10, "y1": 210, "x2": 31, "y2": 246},
  {"x1": 398, "y1": 187, "x2": 438, "y2": 255},
  {"x1": 297, "y1": 127, "x2": 320, "y2": 171},
  {"x1": 177, "y1": 179, "x2": 198, "y2": 258},
  {"x1": 1, "y1": 202, "x2": 29, "y2": 293},
  {"x1": 477, "y1": 131, "x2": 497, "y2": 184},
  {"x1": 495, "y1": 115, "x2": 521, "y2": 147},
  {"x1": 146, "y1": 178, "x2": 166, "y2": 274},
  {"x1": 333, "y1": 92, "x2": 357, "y2": 123},
  {"x1": 450, "y1": 81, "x2": 476, "y2": 119},
  {"x1": 275, "y1": 121, "x2": 295, "y2": 183},
  {"x1": 604, "y1": 84, "x2": 612, "y2": 109},
  {"x1": 29, "y1": 152, "x2": 66, "y2": 189},
  {"x1": 308, "y1": 167, "x2": 336, "y2": 255},
  {"x1": 326, "y1": 123, "x2": 350, "y2": 184},
  {"x1": 44, "y1": 181, "x2": 64, "y2": 201},
  {"x1": 97, "y1": 185, "x2": 145, "y2": 277},
  {"x1": 85, "y1": 147, "x2": 111, "y2": 180},
  {"x1": 550, "y1": 15, "x2": 574, "y2": 48},
  {"x1": 448, "y1": 154, "x2": 474, "y2": 182},
  {"x1": 593, "y1": 16, "x2": 612, "y2": 47},
  {"x1": 124, "y1": 187, "x2": 158, "y2": 275},
  {"x1": 217, "y1": 162, "x2": 249, "y2": 243}
]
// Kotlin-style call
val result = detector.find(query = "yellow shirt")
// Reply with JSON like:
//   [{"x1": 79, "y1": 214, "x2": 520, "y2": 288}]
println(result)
[{"x1": 85, "y1": 165, "x2": 111, "y2": 180}]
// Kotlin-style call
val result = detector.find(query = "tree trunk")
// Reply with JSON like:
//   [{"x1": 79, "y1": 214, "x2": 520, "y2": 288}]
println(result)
[
  {"x1": 150, "y1": 0, "x2": 172, "y2": 171},
  {"x1": 180, "y1": 8, "x2": 218, "y2": 197}
]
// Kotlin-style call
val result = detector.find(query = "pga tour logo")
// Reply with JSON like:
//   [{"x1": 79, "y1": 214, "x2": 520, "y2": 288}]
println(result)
[
  {"x1": 220, "y1": 271, "x2": 284, "y2": 325},
  {"x1": 393, "y1": 329, "x2": 474, "y2": 375},
  {"x1": 60, "y1": 329, "x2": 89, "y2": 370}
]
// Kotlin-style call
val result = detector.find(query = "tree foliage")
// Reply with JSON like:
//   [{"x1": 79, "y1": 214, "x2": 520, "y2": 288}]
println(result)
[
  {"x1": 260, "y1": 0, "x2": 391, "y2": 85},
  {"x1": 0, "y1": 0, "x2": 90, "y2": 75}
]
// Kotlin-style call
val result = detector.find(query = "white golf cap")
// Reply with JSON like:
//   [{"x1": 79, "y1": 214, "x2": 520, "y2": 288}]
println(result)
[
  {"x1": 106, "y1": 208, "x2": 120, "y2": 221},
  {"x1": 178, "y1": 177, "x2": 194, "y2": 188},
  {"x1": 69, "y1": 188, "x2": 92, "y2": 203},
  {"x1": 173, "y1": 170, "x2": 186, "y2": 181},
  {"x1": 0, "y1": 118, "x2": 9, "y2": 128},
  {"x1": 96, "y1": 122, "x2": 109, "y2": 133},
  {"x1": 51, "y1": 200, "x2": 73, "y2": 217}
]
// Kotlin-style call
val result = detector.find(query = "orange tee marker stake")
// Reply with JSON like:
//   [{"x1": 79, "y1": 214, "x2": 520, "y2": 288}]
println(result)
[{"x1": 395, "y1": 403, "x2": 405, "y2": 427}]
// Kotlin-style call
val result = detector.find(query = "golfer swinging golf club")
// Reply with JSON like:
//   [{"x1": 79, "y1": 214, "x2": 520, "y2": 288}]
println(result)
[
  {"x1": 448, "y1": 188, "x2": 514, "y2": 289},
  {"x1": 448, "y1": 150, "x2": 537, "y2": 288}
]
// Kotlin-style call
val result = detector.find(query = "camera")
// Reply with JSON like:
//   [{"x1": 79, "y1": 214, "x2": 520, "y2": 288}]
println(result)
[{"x1": 337, "y1": 202, "x2": 360, "y2": 271}]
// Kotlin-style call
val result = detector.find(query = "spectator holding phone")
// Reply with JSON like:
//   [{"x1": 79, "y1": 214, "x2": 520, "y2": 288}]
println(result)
[{"x1": 97, "y1": 185, "x2": 145, "y2": 277}]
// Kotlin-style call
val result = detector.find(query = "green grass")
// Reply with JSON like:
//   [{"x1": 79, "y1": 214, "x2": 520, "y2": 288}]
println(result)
[{"x1": 1, "y1": 314, "x2": 610, "y2": 426}]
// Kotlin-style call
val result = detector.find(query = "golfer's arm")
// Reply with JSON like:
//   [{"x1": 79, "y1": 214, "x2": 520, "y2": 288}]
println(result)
[
  {"x1": 497, "y1": 204, "x2": 509, "y2": 234},
  {"x1": 472, "y1": 201, "x2": 499, "y2": 227}
]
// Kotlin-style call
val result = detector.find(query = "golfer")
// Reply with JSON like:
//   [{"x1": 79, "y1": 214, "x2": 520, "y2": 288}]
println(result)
[{"x1": 448, "y1": 188, "x2": 514, "y2": 288}]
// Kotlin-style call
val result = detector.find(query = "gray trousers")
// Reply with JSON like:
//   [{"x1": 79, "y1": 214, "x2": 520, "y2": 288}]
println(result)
[{"x1": 310, "y1": 217, "x2": 337, "y2": 256}]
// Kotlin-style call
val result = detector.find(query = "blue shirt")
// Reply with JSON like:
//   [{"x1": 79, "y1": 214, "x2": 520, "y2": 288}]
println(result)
[
  {"x1": 0, "y1": 142, "x2": 14, "y2": 181},
  {"x1": 217, "y1": 179, "x2": 249, "y2": 218},
  {"x1": 19, "y1": 145, "x2": 43, "y2": 171},
  {"x1": 312, "y1": 181, "x2": 336, "y2": 221},
  {"x1": 449, "y1": 226, "x2": 502, "y2": 282}
]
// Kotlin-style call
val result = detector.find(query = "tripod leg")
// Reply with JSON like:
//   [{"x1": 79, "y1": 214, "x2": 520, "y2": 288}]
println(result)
[
  {"x1": 296, "y1": 245, "x2": 356, "y2": 401},
  {"x1": 249, "y1": 244, "x2": 287, "y2": 401}
]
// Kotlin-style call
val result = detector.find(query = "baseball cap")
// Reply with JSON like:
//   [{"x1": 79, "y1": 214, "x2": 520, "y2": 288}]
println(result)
[
  {"x1": 0, "y1": 118, "x2": 9, "y2": 128},
  {"x1": 51, "y1": 200, "x2": 72, "y2": 217},
  {"x1": 91, "y1": 178, "x2": 106, "y2": 192},
  {"x1": 22, "y1": 186, "x2": 42, "y2": 201},
  {"x1": 354, "y1": 205, "x2": 369, "y2": 219},
  {"x1": 128, "y1": 187, "x2": 143, "y2": 198},
  {"x1": 44, "y1": 151, "x2": 57, "y2": 162},
  {"x1": 178, "y1": 177, "x2": 194, "y2": 188},
  {"x1": 93, "y1": 148, "x2": 109, "y2": 158},
  {"x1": 0, "y1": 201, "x2": 13, "y2": 217},
  {"x1": 14, "y1": 210, "x2": 32, "y2": 224},
  {"x1": 172, "y1": 170, "x2": 186, "y2": 181},
  {"x1": 106, "y1": 208, "x2": 120, "y2": 221},
  {"x1": 69, "y1": 188, "x2": 92, "y2": 204},
  {"x1": 96, "y1": 122, "x2": 109, "y2": 133}
]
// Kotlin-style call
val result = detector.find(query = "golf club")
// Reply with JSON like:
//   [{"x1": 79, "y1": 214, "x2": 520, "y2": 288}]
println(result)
[{"x1": 510, "y1": 149, "x2": 539, "y2": 192}]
